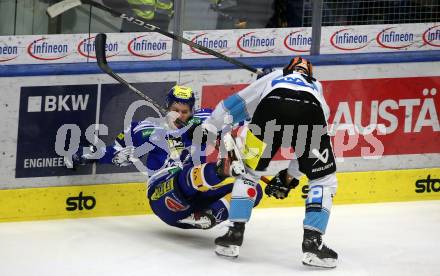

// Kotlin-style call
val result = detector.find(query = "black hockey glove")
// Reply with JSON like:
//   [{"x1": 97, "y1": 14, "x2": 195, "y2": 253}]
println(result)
[{"x1": 264, "y1": 169, "x2": 299, "y2": 199}]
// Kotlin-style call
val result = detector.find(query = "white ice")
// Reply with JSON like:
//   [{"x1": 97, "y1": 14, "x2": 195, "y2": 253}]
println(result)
[{"x1": 0, "y1": 201, "x2": 439, "y2": 276}]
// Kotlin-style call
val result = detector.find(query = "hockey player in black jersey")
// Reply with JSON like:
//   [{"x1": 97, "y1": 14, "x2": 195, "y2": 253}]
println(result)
[{"x1": 204, "y1": 57, "x2": 338, "y2": 268}]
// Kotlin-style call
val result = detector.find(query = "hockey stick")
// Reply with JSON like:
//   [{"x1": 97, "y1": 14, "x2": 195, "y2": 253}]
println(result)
[
  {"x1": 47, "y1": 0, "x2": 262, "y2": 75},
  {"x1": 226, "y1": 132, "x2": 271, "y2": 183},
  {"x1": 95, "y1": 33, "x2": 166, "y2": 114},
  {"x1": 95, "y1": 33, "x2": 186, "y2": 126}
]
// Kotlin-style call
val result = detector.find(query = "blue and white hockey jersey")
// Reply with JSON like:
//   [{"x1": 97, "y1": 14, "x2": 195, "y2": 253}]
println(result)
[{"x1": 98, "y1": 108, "x2": 212, "y2": 176}]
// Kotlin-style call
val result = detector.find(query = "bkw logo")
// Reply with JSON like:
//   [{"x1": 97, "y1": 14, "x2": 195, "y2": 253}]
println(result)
[{"x1": 27, "y1": 94, "x2": 89, "y2": 112}]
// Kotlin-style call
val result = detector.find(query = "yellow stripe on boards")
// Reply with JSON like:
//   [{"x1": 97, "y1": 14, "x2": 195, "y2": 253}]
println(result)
[
  {"x1": 0, "y1": 168, "x2": 438, "y2": 222},
  {"x1": 258, "y1": 168, "x2": 440, "y2": 208},
  {"x1": 0, "y1": 183, "x2": 149, "y2": 222}
]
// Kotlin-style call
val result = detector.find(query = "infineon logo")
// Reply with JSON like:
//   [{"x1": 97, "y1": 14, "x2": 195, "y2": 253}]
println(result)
[
  {"x1": 27, "y1": 94, "x2": 90, "y2": 112},
  {"x1": 237, "y1": 32, "x2": 276, "y2": 54},
  {"x1": 77, "y1": 36, "x2": 119, "y2": 59},
  {"x1": 330, "y1": 28, "x2": 370, "y2": 51},
  {"x1": 27, "y1": 38, "x2": 69, "y2": 61},
  {"x1": 128, "y1": 34, "x2": 168, "y2": 58},
  {"x1": 376, "y1": 27, "x2": 415, "y2": 49},
  {"x1": 190, "y1": 33, "x2": 228, "y2": 55},
  {"x1": 0, "y1": 42, "x2": 19, "y2": 62},
  {"x1": 283, "y1": 30, "x2": 311, "y2": 52},
  {"x1": 423, "y1": 25, "x2": 440, "y2": 47}
]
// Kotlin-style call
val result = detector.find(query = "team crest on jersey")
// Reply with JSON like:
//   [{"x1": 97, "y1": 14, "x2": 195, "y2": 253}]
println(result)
[
  {"x1": 271, "y1": 75, "x2": 316, "y2": 90},
  {"x1": 165, "y1": 196, "x2": 189, "y2": 212},
  {"x1": 150, "y1": 179, "x2": 174, "y2": 201}
]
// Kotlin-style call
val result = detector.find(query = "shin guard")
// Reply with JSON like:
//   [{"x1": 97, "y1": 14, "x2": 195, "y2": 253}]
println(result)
[{"x1": 229, "y1": 176, "x2": 259, "y2": 222}]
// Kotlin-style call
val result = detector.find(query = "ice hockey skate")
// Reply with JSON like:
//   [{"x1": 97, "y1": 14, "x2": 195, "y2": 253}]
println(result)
[
  {"x1": 302, "y1": 229, "x2": 338, "y2": 268},
  {"x1": 214, "y1": 222, "x2": 245, "y2": 258}
]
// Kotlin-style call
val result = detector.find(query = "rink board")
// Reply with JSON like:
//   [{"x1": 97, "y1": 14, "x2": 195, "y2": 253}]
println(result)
[
  {"x1": 0, "y1": 61, "x2": 439, "y2": 190},
  {"x1": 0, "y1": 167, "x2": 438, "y2": 222}
]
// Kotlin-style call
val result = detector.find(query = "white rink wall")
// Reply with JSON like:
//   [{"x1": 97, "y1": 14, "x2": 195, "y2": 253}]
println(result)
[{"x1": 0, "y1": 61, "x2": 439, "y2": 189}]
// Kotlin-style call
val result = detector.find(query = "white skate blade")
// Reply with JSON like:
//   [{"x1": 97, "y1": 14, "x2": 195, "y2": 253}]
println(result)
[
  {"x1": 215, "y1": 245, "x2": 239, "y2": 258},
  {"x1": 302, "y1": 252, "x2": 337, "y2": 268}
]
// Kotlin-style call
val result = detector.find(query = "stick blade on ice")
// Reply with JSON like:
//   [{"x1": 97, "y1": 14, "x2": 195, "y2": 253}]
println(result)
[{"x1": 47, "y1": 0, "x2": 83, "y2": 18}]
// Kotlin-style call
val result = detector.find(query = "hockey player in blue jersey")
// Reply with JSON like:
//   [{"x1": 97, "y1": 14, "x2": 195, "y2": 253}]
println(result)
[{"x1": 72, "y1": 85, "x2": 262, "y2": 230}]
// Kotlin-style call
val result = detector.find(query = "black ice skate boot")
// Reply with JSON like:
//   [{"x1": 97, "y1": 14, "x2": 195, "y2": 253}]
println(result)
[
  {"x1": 214, "y1": 222, "x2": 245, "y2": 258},
  {"x1": 178, "y1": 210, "x2": 216, "y2": 230},
  {"x1": 302, "y1": 229, "x2": 338, "y2": 268}
]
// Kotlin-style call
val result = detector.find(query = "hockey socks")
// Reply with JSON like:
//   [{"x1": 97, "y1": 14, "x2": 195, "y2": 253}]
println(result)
[{"x1": 228, "y1": 176, "x2": 259, "y2": 222}]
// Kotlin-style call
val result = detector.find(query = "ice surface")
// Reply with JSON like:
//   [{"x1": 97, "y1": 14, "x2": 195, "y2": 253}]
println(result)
[{"x1": 0, "y1": 201, "x2": 439, "y2": 276}]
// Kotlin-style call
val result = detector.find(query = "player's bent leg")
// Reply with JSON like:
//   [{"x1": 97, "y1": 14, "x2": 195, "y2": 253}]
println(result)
[
  {"x1": 170, "y1": 164, "x2": 260, "y2": 231},
  {"x1": 174, "y1": 162, "x2": 232, "y2": 229},
  {"x1": 302, "y1": 173, "x2": 338, "y2": 268},
  {"x1": 208, "y1": 196, "x2": 231, "y2": 223},
  {"x1": 214, "y1": 176, "x2": 261, "y2": 258},
  {"x1": 214, "y1": 124, "x2": 269, "y2": 258},
  {"x1": 204, "y1": 183, "x2": 262, "y2": 226},
  {"x1": 215, "y1": 113, "x2": 273, "y2": 258},
  {"x1": 147, "y1": 166, "x2": 229, "y2": 230},
  {"x1": 148, "y1": 172, "x2": 196, "y2": 229},
  {"x1": 180, "y1": 193, "x2": 231, "y2": 230},
  {"x1": 177, "y1": 163, "x2": 229, "y2": 198}
]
